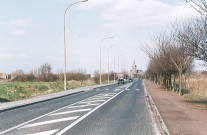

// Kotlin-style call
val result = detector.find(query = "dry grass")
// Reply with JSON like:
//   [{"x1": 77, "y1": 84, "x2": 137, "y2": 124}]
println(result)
[
  {"x1": 184, "y1": 73, "x2": 207, "y2": 98},
  {"x1": 0, "y1": 80, "x2": 96, "y2": 102}
]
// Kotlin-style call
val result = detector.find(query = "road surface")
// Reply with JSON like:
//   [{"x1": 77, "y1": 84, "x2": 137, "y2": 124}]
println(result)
[{"x1": 0, "y1": 79, "x2": 154, "y2": 135}]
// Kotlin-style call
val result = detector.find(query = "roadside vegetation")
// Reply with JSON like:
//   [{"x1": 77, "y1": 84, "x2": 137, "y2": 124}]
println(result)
[
  {"x1": 0, "y1": 63, "x2": 116, "y2": 103},
  {"x1": 143, "y1": 0, "x2": 207, "y2": 107}
]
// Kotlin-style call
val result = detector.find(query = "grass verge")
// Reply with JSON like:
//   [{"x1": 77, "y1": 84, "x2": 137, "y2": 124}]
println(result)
[
  {"x1": 184, "y1": 93, "x2": 207, "y2": 108},
  {"x1": 0, "y1": 80, "x2": 96, "y2": 103}
]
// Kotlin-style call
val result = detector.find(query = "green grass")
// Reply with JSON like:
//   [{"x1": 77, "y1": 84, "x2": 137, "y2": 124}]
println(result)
[
  {"x1": 0, "y1": 80, "x2": 96, "y2": 103},
  {"x1": 184, "y1": 93, "x2": 207, "y2": 108}
]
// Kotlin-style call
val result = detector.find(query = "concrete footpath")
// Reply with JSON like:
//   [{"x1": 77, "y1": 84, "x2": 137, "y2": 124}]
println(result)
[
  {"x1": 0, "y1": 83, "x2": 113, "y2": 112},
  {"x1": 144, "y1": 80, "x2": 207, "y2": 135}
]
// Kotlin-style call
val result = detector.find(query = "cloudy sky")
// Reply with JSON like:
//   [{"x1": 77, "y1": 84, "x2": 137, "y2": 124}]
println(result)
[{"x1": 0, "y1": 0, "x2": 202, "y2": 74}]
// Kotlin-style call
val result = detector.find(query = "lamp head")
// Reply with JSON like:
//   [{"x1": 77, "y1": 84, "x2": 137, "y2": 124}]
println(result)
[{"x1": 81, "y1": 0, "x2": 88, "y2": 2}]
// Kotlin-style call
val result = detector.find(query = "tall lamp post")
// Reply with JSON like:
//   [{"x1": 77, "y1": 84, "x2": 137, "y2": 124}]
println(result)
[
  {"x1": 64, "y1": 0, "x2": 88, "y2": 91},
  {"x1": 99, "y1": 36, "x2": 113, "y2": 84},
  {"x1": 107, "y1": 44, "x2": 118, "y2": 83}
]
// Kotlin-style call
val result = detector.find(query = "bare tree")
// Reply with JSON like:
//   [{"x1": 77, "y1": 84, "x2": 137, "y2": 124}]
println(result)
[{"x1": 186, "y1": 0, "x2": 207, "y2": 15}]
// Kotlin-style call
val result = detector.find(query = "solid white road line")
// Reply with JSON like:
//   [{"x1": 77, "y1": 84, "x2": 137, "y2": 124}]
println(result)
[
  {"x1": 80, "y1": 100, "x2": 106, "y2": 104},
  {"x1": 105, "y1": 89, "x2": 109, "y2": 90},
  {"x1": 19, "y1": 116, "x2": 79, "y2": 129},
  {"x1": 50, "y1": 108, "x2": 92, "y2": 116},
  {"x1": 0, "y1": 92, "x2": 107, "y2": 135},
  {"x1": 90, "y1": 95, "x2": 111, "y2": 99},
  {"x1": 27, "y1": 129, "x2": 59, "y2": 135},
  {"x1": 136, "y1": 89, "x2": 140, "y2": 91},
  {"x1": 56, "y1": 90, "x2": 124, "y2": 135},
  {"x1": 67, "y1": 103, "x2": 100, "y2": 109},
  {"x1": 87, "y1": 97, "x2": 110, "y2": 100}
]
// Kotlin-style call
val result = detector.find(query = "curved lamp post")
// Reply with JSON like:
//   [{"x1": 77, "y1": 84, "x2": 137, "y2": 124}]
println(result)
[
  {"x1": 107, "y1": 44, "x2": 118, "y2": 83},
  {"x1": 64, "y1": 0, "x2": 88, "y2": 91},
  {"x1": 99, "y1": 36, "x2": 113, "y2": 84}
]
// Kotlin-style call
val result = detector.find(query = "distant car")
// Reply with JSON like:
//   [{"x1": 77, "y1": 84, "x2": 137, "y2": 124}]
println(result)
[
  {"x1": 129, "y1": 78, "x2": 133, "y2": 82},
  {"x1": 118, "y1": 78, "x2": 125, "y2": 84}
]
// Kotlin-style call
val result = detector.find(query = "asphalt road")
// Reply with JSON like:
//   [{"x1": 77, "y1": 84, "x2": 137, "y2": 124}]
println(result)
[{"x1": 0, "y1": 79, "x2": 154, "y2": 135}]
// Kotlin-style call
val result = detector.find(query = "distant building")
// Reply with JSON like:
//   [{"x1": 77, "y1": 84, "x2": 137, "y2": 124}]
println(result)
[
  {"x1": 129, "y1": 60, "x2": 142, "y2": 78},
  {"x1": 0, "y1": 73, "x2": 9, "y2": 79},
  {"x1": 116, "y1": 60, "x2": 143, "y2": 79}
]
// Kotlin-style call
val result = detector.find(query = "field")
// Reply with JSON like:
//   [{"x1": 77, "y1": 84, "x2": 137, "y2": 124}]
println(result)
[
  {"x1": 183, "y1": 73, "x2": 207, "y2": 108},
  {"x1": 0, "y1": 80, "x2": 95, "y2": 102}
]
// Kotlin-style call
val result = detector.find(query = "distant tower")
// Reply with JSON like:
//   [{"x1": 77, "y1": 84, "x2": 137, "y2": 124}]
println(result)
[
  {"x1": 130, "y1": 60, "x2": 137, "y2": 78},
  {"x1": 132, "y1": 60, "x2": 137, "y2": 74}
]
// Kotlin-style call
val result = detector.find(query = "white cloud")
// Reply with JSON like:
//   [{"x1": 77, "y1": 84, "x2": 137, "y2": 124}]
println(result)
[
  {"x1": 0, "y1": 53, "x2": 13, "y2": 59},
  {"x1": 0, "y1": 19, "x2": 36, "y2": 36},
  {"x1": 11, "y1": 29, "x2": 25, "y2": 36},
  {"x1": 9, "y1": 19, "x2": 35, "y2": 28},
  {"x1": 0, "y1": 53, "x2": 27, "y2": 60},
  {"x1": 79, "y1": 0, "x2": 199, "y2": 30}
]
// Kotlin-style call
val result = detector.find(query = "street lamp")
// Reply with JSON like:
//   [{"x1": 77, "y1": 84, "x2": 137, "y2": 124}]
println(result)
[
  {"x1": 100, "y1": 36, "x2": 113, "y2": 84},
  {"x1": 64, "y1": 0, "x2": 88, "y2": 91},
  {"x1": 108, "y1": 44, "x2": 118, "y2": 83}
]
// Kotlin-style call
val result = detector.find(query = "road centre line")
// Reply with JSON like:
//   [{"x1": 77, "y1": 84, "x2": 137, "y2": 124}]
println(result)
[
  {"x1": 19, "y1": 116, "x2": 79, "y2": 129},
  {"x1": 27, "y1": 129, "x2": 59, "y2": 135},
  {"x1": 56, "y1": 90, "x2": 124, "y2": 135},
  {"x1": 0, "y1": 92, "x2": 107, "y2": 135},
  {"x1": 50, "y1": 108, "x2": 92, "y2": 116}
]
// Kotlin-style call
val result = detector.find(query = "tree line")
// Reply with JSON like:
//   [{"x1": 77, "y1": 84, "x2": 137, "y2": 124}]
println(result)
[
  {"x1": 11, "y1": 63, "x2": 116, "y2": 84},
  {"x1": 144, "y1": 1, "x2": 207, "y2": 95}
]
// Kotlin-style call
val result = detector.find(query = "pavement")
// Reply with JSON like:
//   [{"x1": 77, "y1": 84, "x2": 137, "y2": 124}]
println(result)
[
  {"x1": 144, "y1": 79, "x2": 207, "y2": 135},
  {"x1": 0, "y1": 79, "x2": 155, "y2": 135}
]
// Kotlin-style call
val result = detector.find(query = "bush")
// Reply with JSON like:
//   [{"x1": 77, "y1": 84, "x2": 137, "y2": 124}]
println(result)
[
  {"x1": 12, "y1": 74, "x2": 35, "y2": 82},
  {"x1": 36, "y1": 73, "x2": 59, "y2": 82},
  {"x1": 59, "y1": 72, "x2": 91, "y2": 82}
]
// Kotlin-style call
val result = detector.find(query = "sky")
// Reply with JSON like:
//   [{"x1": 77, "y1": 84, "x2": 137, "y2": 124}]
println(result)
[{"x1": 0, "y1": 0, "x2": 204, "y2": 74}]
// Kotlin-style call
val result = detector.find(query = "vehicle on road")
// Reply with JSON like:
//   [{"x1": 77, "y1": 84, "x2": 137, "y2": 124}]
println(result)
[
  {"x1": 118, "y1": 78, "x2": 125, "y2": 84},
  {"x1": 129, "y1": 78, "x2": 133, "y2": 82}
]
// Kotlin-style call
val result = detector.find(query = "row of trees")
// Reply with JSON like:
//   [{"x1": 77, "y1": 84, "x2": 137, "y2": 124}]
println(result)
[
  {"x1": 11, "y1": 63, "x2": 117, "y2": 84},
  {"x1": 144, "y1": 0, "x2": 207, "y2": 95},
  {"x1": 12, "y1": 63, "x2": 91, "y2": 82}
]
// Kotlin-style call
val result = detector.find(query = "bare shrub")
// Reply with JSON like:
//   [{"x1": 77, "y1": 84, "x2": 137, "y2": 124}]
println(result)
[{"x1": 12, "y1": 73, "x2": 35, "y2": 82}]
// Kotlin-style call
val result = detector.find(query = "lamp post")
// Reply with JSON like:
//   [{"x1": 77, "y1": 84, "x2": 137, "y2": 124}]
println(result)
[
  {"x1": 99, "y1": 36, "x2": 113, "y2": 84},
  {"x1": 64, "y1": 0, "x2": 88, "y2": 91},
  {"x1": 107, "y1": 44, "x2": 118, "y2": 83}
]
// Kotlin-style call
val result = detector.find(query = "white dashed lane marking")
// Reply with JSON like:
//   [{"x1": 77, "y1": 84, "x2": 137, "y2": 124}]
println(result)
[
  {"x1": 50, "y1": 108, "x2": 92, "y2": 116},
  {"x1": 67, "y1": 103, "x2": 100, "y2": 109},
  {"x1": 26, "y1": 129, "x2": 59, "y2": 135},
  {"x1": 0, "y1": 90, "x2": 124, "y2": 135},
  {"x1": 19, "y1": 116, "x2": 79, "y2": 129},
  {"x1": 56, "y1": 90, "x2": 124, "y2": 135},
  {"x1": 80, "y1": 100, "x2": 106, "y2": 104}
]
